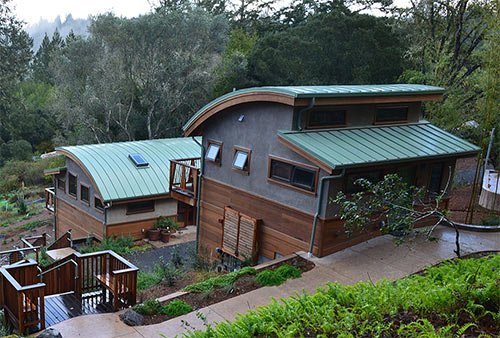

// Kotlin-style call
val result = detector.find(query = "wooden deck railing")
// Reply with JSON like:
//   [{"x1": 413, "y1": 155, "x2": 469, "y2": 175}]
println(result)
[
  {"x1": 0, "y1": 260, "x2": 45, "y2": 334},
  {"x1": 45, "y1": 187, "x2": 55, "y2": 212},
  {"x1": 169, "y1": 157, "x2": 200, "y2": 206},
  {"x1": 46, "y1": 230, "x2": 72, "y2": 251}
]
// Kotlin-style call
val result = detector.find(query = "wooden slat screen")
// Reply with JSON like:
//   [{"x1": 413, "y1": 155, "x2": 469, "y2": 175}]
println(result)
[{"x1": 222, "y1": 207, "x2": 259, "y2": 261}]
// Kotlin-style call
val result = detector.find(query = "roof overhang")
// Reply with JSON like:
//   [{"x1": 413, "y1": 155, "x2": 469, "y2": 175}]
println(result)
[
  {"x1": 277, "y1": 122, "x2": 480, "y2": 173},
  {"x1": 43, "y1": 167, "x2": 67, "y2": 176}
]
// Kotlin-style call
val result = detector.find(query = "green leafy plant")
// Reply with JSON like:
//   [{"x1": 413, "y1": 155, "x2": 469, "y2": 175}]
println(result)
[
  {"x1": 255, "y1": 270, "x2": 285, "y2": 286},
  {"x1": 185, "y1": 255, "x2": 500, "y2": 337},
  {"x1": 133, "y1": 298, "x2": 162, "y2": 316},
  {"x1": 137, "y1": 270, "x2": 163, "y2": 291},
  {"x1": 161, "y1": 299, "x2": 193, "y2": 317},
  {"x1": 481, "y1": 214, "x2": 500, "y2": 226},
  {"x1": 153, "y1": 216, "x2": 179, "y2": 232},
  {"x1": 80, "y1": 235, "x2": 134, "y2": 255},
  {"x1": 275, "y1": 264, "x2": 301, "y2": 279},
  {"x1": 184, "y1": 267, "x2": 256, "y2": 293}
]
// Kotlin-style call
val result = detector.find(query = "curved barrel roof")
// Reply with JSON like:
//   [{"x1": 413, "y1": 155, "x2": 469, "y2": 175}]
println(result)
[
  {"x1": 183, "y1": 84, "x2": 445, "y2": 135},
  {"x1": 57, "y1": 137, "x2": 201, "y2": 202}
]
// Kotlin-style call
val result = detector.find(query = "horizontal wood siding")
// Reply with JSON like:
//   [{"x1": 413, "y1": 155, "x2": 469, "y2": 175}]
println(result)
[
  {"x1": 106, "y1": 218, "x2": 158, "y2": 240},
  {"x1": 56, "y1": 198, "x2": 103, "y2": 240},
  {"x1": 199, "y1": 178, "x2": 320, "y2": 259}
]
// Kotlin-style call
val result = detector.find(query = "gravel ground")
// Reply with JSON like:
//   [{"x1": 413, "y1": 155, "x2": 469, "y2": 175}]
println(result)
[{"x1": 123, "y1": 241, "x2": 196, "y2": 272}]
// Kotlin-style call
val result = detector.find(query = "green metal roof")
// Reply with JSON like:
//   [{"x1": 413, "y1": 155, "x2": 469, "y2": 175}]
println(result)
[
  {"x1": 183, "y1": 84, "x2": 445, "y2": 132},
  {"x1": 278, "y1": 122, "x2": 479, "y2": 171},
  {"x1": 57, "y1": 138, "x2": 201, "y2": 202}
]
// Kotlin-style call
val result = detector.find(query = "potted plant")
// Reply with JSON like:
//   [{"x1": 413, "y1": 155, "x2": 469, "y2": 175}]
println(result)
[
  {"x1": 147, "y1": 223, "x2": 161, "y2": 241},
  {"x1": 154, "y1": 217, "x2": 179, "y2": 242}
]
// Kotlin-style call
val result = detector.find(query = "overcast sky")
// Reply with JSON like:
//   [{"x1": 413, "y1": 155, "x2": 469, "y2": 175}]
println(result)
[{"x1": 12, "y1": 0, "x2": 153, "y2": 25}]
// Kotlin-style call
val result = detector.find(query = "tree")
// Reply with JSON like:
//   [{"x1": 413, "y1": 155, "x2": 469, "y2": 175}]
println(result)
[
  {"x1": 247, "y1": 10, "x2": 406, "y2": 86},
  {"x1": 0, "y1": 0, "x2": 32, "y2": 140},
  {"x1": 333, "y1": 173, "x2": 463, "y2": 257},
  {"x1": 31, "y1": 30, "x2": 65, "y2": 84}
]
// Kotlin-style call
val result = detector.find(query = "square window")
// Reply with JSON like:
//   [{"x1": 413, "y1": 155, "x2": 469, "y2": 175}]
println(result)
[
  {"x1": 94, "y1": 197, "x2": 104, "y2": 211},
  {"x1": 68, "y1": 173, "x2": 77, "y2": 197},
  {"x1": 270, "y1": 160, "x2": 293, "y2": 181},
  {"x1": 233, "y1": 151, "x2": 248, "y2": 170},
  {"x1": 206, "y1": 142, "x2": 221, "y2": 163},
  {"x1": 291, "y1": 167, "x2": 316, "y2": 191},
  {"x1": 80, "y1": 185, "x2": 90, "y2": 204}
]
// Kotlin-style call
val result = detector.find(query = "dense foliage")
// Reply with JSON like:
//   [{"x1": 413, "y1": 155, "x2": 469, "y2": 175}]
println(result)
[
  {"x1": 186, "y1": 254, "x2": 500, "y2": 337},
  {"x1": 0, "y1": 0, "x2": 497, "y2": 183}
]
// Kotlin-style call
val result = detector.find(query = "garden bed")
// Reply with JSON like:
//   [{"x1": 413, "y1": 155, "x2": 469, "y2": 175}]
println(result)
[{"x1": 130, "y1": 255, "x2": 314, "y2": 326}]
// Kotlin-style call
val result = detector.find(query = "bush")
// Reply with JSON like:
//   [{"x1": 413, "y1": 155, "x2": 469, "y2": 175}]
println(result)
[
  {"x1": 133, "y1": 299, "x2": 162, "y2": 316},
  {"x1": 255, "y1": 270, "x2": 285, "y2": 286},
  {"x1": 80, "y1": 235, "x2": 134, "y2": 255},
  {"x1": 275, "y1": 264, "x2": 301, "y2": 279},
  {"x1": 161, "y1": 299, "x2": 193, "y2": 316}
]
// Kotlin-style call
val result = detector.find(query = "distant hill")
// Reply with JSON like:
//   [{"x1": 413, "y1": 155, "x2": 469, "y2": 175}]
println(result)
[{"x1": 26, "y1": 14, "x2": 90, "y2": 51}]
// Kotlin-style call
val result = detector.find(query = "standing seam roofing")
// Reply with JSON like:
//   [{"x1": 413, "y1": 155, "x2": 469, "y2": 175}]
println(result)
[
  {"x1": 277, "y1": 123, "x2": 479, "y2": 170},
  {"x1": 57, "y1": 137, "x2": 201, "y2": 202}
]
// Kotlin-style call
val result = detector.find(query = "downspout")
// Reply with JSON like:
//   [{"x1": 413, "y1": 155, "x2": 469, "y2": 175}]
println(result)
[
  {"x1": 192, "y1": 136, "x2": 205, "y2": 255},
  {"x1": 103, "y1": 201, "x2": 111, "y2": 240},
  {"x1": 297, "y1": 97, "x2": 316, "y2": 131},
  {"x1": 308, "y1": 169, "x2": 346, "y2": 257}
]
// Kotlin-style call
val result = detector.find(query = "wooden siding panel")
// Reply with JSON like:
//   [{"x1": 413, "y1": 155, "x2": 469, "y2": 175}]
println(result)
[
  {"x1": 106, "y1": 218, "x2": 157, "y2": 240},
  {"x1": 56, "y1": 198, "x2": 103, "y2": 240}
]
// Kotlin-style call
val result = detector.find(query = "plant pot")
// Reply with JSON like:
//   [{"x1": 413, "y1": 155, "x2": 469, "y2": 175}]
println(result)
[
  {"x1": 160, "y1": 230, "x2": 170, "y2": 243},
  {"x1": 147, "y1": 228, "x2": 161, "y2": 241}
]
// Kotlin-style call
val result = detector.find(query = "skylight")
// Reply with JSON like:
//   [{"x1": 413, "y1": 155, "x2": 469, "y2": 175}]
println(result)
[{"x1": 129, "y1": 153, "x2": 149, "y2": 167}]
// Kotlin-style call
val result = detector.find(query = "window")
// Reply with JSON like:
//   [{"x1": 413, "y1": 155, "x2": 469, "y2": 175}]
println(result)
[
  {"x1": 269, "y1": 157, "x2": 318, "y2": 192},
  {"x1": 345, "y1": 171, "x2": 382, "y2": 193},
  {"x1": 206, "y1": 140, "x2": 222, "y2": 164},
  {"x1": 428, "y1": 164, "x2": 444, "y2": 195},
  {"x1": 94, "y1": 196, "x2": 104, "y2": 211},
  {"x1": 232, "y1": 147, "x2": 251, "y2": 174},
  {"x1": 307, "y1": 110, "x2": 346, "y2": 129},
  {"x1": 80, "y1": 184, "x2": 90, "y2": 204},
  {"x1": 126, "y1": 200, "x2": 155, "y2": 214},
  {"x1": 68, "y1": 173, "x2": 77, "y2": 197},
  {"x1": 57, "y1": 177, "x2": 66, "y2": 192},
  {"x1": 375, "y1": 106, "x2": 408, "y2": 123},
  {"x1": 129, "y1": 153, "x2": 149, "y2": 167}
]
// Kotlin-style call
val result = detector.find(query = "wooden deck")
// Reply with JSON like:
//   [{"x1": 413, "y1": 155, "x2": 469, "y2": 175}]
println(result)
[{"x1": 44, "y1": 291, "x2": 112, "y2": 328}]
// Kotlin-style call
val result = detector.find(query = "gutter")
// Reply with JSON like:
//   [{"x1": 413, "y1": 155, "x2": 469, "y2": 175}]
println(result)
[
  {"x1": 297, "y1": 97, "x2": 315, "y2": 131},
  {"x1": 308, "y1": 169, "x2": 346, "y2": 257},
  {"x1": 192, "y1": 136, "x2": 205, "y2": 255},
  {"x1": 103, "y1": 201, "x2": 112, "y2": 240}
]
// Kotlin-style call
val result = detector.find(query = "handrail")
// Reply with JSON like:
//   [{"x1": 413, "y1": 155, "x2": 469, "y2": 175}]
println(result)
[
  {"x1": 39, "y1": 259, "x2": 79, "y2": 280},
  {"x1": 0, "y1": 266, "x2": 45, "y2": 291},
  {"x1": 170, "y1": 157, "x2": 201, "y2": 163},
  {"x1": 170, "y1": 160, "x2": 200, "y2": 171},
  {"x1": 0, "y1": 246, "x2": 42, "y2": 255},
  {"x1": 112, "y1": 267, "x2": 138, "y2": 274}
]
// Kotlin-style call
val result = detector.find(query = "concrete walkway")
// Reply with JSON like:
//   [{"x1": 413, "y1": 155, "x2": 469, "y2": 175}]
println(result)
[{"x1": 47, "y1": 227, "x2": 499, "y2": 338}]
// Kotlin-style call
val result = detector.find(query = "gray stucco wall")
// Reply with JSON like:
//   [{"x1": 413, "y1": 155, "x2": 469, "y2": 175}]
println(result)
[
  {"x1": 56, "y1": 159, "x2": 105, "y2": 222},
  {"x1": 203, "y1": 102, "x2": 330, "y2": 215},
  {"x1": 106, "y1": 199, "x2": 177, "y2": 224}
]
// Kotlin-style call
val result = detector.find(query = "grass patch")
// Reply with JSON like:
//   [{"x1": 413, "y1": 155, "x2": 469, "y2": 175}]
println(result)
[
  {"x1": 133, "y1": 299, "x2": 162, "y2": 316},
  {"x1": 19, "y1": 219, "x2": 50, "y2": 231},
  {"x1": 137, "y1": 270, "x2": 163, "y2": 291},
  {"x1": 187, "y1": 255, "x2": 500, "y2": 337},
  {"x1": 255, "y1": 264, "x2": 302, "y2": 286}
]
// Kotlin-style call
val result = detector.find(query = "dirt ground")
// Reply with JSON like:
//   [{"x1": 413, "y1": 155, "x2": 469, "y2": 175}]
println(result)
[{"x1": 0, "y1": 207, "x2": 54, "y2": 251}]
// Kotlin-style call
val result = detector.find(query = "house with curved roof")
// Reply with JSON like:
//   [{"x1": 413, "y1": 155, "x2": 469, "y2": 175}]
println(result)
[
  {"x1": 178, "y1": 84, "x2": 480, "y2": 262},
  {"x1": 46, "y1": 137, "x2": 200, "y2": 240}
]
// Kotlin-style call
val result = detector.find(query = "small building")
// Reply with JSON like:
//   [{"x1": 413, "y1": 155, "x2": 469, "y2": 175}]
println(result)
[
  {"x1": 178, "y1": 84, "x2": 480, "y2": 262},
  {"x1": 45, "y1": 138, "x2": 200, "y2": 241}
]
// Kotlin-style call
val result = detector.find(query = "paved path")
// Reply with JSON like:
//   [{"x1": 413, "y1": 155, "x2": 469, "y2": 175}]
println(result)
[{"x1": 47, "y1": 227, "x2": 499, "y2": 338}]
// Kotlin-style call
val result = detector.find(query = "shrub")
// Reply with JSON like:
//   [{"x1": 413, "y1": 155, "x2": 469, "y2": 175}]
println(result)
[
  {"x1": 236, "y1": 266, "x2": 257, "y2": 277},
  {"x1": 275, "y1": 264, "x2": 301, "y2": 279},
  {"x1": 161, "y1": 299, "x2": 193, "y2": 316},
  {"x1": 184, "y1": 273, "x2": 237, "y2": 293},
  {"x1": 153, "y1": 216, "x2": 179, "y2": 231},
  {"x1": 80, "y1": 235, "x2": 134, "y2": 255},
  {"x1": 255, "y1": 270, "x2": 285, "y2": 286},
  {"x1": 133, "y1": 299, "x2": 162, "y2": 316}
]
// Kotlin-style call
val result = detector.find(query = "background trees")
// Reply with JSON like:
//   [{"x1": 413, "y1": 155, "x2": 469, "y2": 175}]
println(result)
[{"x1": 0, "y1": 0, "x2": 496, "y2": 163}]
